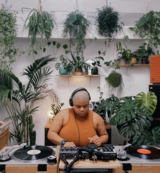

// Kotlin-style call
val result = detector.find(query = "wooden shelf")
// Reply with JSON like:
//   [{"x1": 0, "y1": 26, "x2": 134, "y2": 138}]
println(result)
[
  {"x1": 56, "y1": 75, "x2": 100, "y2": 77},
  {"x1": 119, "y1": 64, "x2": 150, "y2": 67}
]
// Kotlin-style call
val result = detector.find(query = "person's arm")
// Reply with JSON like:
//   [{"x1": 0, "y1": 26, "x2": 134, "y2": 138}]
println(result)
[
  {"x1": 48, "y1": 110, "x2": 76, "y2": 147},
  {"x1": 88, "y1": 113, "x2": 108, "y2": 146}
]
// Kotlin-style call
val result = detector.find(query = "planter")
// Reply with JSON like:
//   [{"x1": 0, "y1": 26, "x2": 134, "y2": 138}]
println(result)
[
  {"x1": 59, "y1": 67, "x2": 68, "y2": 75},
  {"x1": 85, "y1": 72, "x2": 88, "y2": 75},
  {"x1": 119, "y1": 58, "x2": 126, "y2": 65},
  {"x1": 129, "y1": 57, "x2": 137, "y2": 65},
  {"x1": 75, "y1": 67, "x2": 82, "y2": 76},
  {"x1": 91, "y1": 67, "x2": 98, "y2": 75},
  {"x1": 141, "y1": 59, "x2": 149, "y2": 64}
]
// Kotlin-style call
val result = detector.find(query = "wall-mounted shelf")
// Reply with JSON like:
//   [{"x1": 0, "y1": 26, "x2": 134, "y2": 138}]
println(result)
[
  {"x1": 119, "y1": 64, "x2": 150, "y2": 67},
  {"x1": 56, "y1": 75, "x2": 100, "y2": 77}
]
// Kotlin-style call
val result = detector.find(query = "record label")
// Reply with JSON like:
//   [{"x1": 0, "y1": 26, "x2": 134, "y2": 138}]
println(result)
[{"x1": 27, "y1": 150, "x2": 41, "y2": 155}]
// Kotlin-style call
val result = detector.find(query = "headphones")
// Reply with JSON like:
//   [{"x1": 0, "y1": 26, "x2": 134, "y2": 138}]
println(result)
[{"x1": 69, "y1": 88, "x2": 91, "y2": 107}]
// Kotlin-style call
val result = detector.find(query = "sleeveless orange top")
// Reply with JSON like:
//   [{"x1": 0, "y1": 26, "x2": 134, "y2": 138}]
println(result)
[{"x1": 59, "y1": 108, "x2": 97, "y2": 147}]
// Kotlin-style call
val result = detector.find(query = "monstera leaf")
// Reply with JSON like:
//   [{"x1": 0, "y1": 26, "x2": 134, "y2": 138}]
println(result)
[
  {"x1": 135, "y1": 92, "x2": 157, "y2": 115},
  {"x1": 133, "y1": 127, "x2": 160, "y2": 147},
  {"x1": 110, "y1": 98, "x2": 152, "y2": 138}
]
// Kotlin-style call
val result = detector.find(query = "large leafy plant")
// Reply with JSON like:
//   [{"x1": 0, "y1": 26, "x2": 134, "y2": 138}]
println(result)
[
  {"x1": 135, "y1": 91, "x2": 157, "y2": 115},
  {"x1": 129, "y1": 11, "x2": 160, "y2": 49},
  {"x1": 0, "y1": 56, "x2": 59, "y2": 144},
  {"x1": 23, "y1": 5, "x2": 56, "y2": 53},
  {"x1": 63, "y1": 11, "x2": 90, "y2": 55},
  {"x1": 0, "y1": 5, "x2": 18, "y2": 70},
  {"x1": 96, "y1": 6, "x2": 120, "y2": 40},
  {"x1": 133, "y1": 127, "x2": 160, "y2": 147}
]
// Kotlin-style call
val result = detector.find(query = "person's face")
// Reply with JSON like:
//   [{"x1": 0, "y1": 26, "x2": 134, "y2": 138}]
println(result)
[{"x1": 73, "y1": 99, "x2": 89, "y2": 117}]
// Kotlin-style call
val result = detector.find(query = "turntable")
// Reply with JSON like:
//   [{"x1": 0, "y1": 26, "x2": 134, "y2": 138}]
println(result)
[{"x1": 0, "y1": 144, "x2": 59, "y2": 173}]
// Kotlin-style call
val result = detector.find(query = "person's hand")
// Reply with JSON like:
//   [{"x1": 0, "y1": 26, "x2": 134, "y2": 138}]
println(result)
[
  {"x1": 63, "y1": 142, "x2": 76, "y2": 147},
  {"x1": 88, "y1": 135, "x2": 103, "y2": 146}
]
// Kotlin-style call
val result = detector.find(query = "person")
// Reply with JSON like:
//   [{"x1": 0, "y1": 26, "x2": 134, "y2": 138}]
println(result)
[{"x1": 48, "y1": 88, "x2": 108, "y2": 147}]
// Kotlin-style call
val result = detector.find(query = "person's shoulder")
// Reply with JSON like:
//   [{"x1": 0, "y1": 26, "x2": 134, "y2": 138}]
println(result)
[
  {"x1": 93, "y1": 111, "x2": 104, "y2": 122},
  {"x1": 57, "y1": 108, "x2": 69, "y2": 116}
]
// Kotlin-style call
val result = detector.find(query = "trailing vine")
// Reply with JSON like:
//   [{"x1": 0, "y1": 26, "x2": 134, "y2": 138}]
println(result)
[
  {"x1": 23, "y1": 4, "x2": 56, "y2": 54},
  {"x1": 63, "y1": 11, "x2": 90, "y2": 55},
  {"x1": 0, "y1": 5, "x2": 18, "y2": 70}
]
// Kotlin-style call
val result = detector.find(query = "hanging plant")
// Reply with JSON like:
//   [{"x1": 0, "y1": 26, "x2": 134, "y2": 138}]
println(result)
[
  {"x1": 63, "y1": 11, "x2": 90, "y2": 55},
  {"x1": 105, "y1": 70, "x2": 123, "y2": 93},
  {"x1": 0, "y1": 5, "x2": 18, "y2": 70},
  {"x1": 23, "y1": 3, "x2": 56, "y2": 53},
  {"x1": 129, "y1": 11, "x2": 160, "y2": 49},
  {"x1": 96, "y1": 6, "x2": 120, "y2": 40}
]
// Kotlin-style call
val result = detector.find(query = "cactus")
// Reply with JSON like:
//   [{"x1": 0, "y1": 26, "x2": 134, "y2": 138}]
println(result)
[{"x1": 28, "y1": 115, "x2": 36, "y2": 146}]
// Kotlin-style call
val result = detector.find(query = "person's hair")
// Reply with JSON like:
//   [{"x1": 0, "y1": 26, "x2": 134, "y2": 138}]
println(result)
[{"x1": 72, "y1": 90, "x2": 89, "y2": 102}]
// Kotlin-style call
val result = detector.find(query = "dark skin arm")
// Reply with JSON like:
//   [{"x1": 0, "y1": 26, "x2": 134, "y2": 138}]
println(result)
[
  {"x1": 47, "y1": 109, "x2": 76, "y2": 147},
  {"x1": 89, "y1": 113, "x2": 108, "y2": 146}
]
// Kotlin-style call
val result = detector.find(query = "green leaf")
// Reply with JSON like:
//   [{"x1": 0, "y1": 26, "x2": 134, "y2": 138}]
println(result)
[
  {"x1": 94, "y1": 37, "x2": 97, "y2": 41},
  {"x1": 34, "y1": 51, "x2": 37, "y2": 55},
  {"x1": 65, "y1": 50, "x2": 69, "y2": 54},
  {"x1": 56, "y1": 43, "x2": 61, "y2": 49},
  {"x1": 52, "y1": 41, "x2": 56, "y2": 46},
  {"x1": 47, "y1": 42, "x2": 51, "y2": 46},
  {"x1": 43, "y1": 48, "x2": 46, "y2": 52},
  {"x1": 124, "y1": 35, "x2": 129, "y2": 41},
  {"x1": 63, "y1": 44, "x2": 68, "y2": 49}
]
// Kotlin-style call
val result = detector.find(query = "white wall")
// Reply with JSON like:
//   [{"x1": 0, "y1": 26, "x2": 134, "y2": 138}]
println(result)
[{"x1": 0, "y1": 0, "x2": 160, "y2": 146}]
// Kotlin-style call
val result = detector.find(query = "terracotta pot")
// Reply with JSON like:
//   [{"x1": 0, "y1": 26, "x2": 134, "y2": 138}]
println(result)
[
  {"x1": 85, "y1": 72, "x2": 88, "y2": 75},
  {"x1": 75, "y1": 67, "x2": 82, "y2": 75},
  {"x1": 119, "y1": 58, "x2": 126, "y2": 65},
  {"x1": 129, "y1": 57, "x2": 137, "y2": 64},
  {"x1": 75, "y1": 67, "x2": 82, "y2": 72},
  {"x1": 141, "y1": 59, "x2": 149, "y2": 64}
]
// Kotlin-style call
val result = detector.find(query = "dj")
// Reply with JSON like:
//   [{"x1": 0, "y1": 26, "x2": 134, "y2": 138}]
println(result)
[{"x1": 48, "y1": 88, "x2": 108, "y2": 147}]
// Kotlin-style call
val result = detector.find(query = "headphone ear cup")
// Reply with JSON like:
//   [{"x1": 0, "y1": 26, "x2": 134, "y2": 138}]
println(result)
[{"x1": 69, "y1": 98, "x2": 73, "y2": 107}]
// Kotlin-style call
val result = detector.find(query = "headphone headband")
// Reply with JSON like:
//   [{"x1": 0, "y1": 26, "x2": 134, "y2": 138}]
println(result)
[{"x1": 69, "y1": 88, "x2": 91, "y2": 107}]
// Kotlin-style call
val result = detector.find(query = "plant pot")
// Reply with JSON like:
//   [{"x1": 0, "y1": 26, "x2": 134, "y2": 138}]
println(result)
[
  {"x1": 129, "y1": 57, "x2": 137, "y2": 65},
  {"x1": 141, "y1": 59, "x2": 149, "y2": 64},
  {"x1": 91, "y1": 67, "x2": 98, "y2": 75},
  {"x1": 75, "y1": 67, "x2": 82, "y2": 75},
  {"x1": 119, "y1": 58, "x2": 126, "y2": 65},
  {"x1": 59, "y1": 67, "x2": 68, "y2": 75},
  {"x1": 85, "y1": 72, "x2": 88, "y2": 75}
]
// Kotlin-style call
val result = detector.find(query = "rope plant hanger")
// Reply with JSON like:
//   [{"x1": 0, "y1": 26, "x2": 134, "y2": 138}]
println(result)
[
  {"x1": 23, "y1": 0, "x2": 56, "y2": 54},
  {"x1": 63, "y1": 0, "x2": 90, "y2": 55}
]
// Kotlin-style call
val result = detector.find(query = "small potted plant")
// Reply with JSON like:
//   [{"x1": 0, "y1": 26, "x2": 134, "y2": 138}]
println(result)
[
  {"x1": 116, "y1": 42, "x2": 131, "y2": 64},
  {"x1": 135, "y1": 44, "x2": 155, "y2": 64},
  {"x1": 55, "y1": 55, "x2": 73, "y2": 75},
  {"x1": 83, "y1": 64, "x2": 90, "y2": 75},
  {"x1": 67, "y1": 52, "x2": 89, "y2": 76}
]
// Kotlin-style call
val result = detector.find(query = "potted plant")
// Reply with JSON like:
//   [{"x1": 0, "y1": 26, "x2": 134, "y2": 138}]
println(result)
[
  {"x1": 96, "y1": 6, "x2": 120, "y2": 41},
  {"x1": 66, "y1": 52, "x2": 89, "y2": 76},
  {"x1": 83, "y1": 64, "x2": 90, "y2": 75},
  {"x1": 134, "y1": 44, "x2": 155, "y2": 64},
  {"x1": 55, "y1": 55, "x2": 73, "y2": 75},
  {"x1": 105, "y1": 70, "x2": 123, "y2": 93},
  {"x1": 63, "y1": 11, "x2": 90, "y2": 55},
  {"x1": 116, "y1": 42, "x2": 132, "y2": 64}
]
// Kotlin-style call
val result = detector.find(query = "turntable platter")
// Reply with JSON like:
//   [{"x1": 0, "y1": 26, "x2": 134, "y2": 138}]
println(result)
[{"x1": 12, "y1": 146, "x2": 54, "y2": 161}]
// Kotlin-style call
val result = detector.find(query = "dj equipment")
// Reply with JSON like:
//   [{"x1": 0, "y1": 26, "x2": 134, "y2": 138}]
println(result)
[
  {"x1": 69, "y1": 88, "x2": 91, "y2": 106},
  {"x1": 125, "y1": 145, "x2": 160, "y2": 160},
  {"x1": 150, "y1": 55, "x2": 160, "y2": 83},
  {"x1": 59, "y1": 144, "x2": 117, "y2": 161}
]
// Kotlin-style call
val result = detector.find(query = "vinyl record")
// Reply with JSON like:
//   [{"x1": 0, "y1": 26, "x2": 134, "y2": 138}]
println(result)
[
  {"x1": 12, "y1": 146, "x2": 53, "y2": 161},
  {"x1": 126, "y1": 145, "x2": 160, "y2": 159}
]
